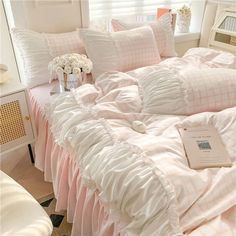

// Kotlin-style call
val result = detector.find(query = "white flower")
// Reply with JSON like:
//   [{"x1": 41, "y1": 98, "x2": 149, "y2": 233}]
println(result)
[
  {"x1": 71, "y1": 61, "x2": 78, "y2": 68},
  {"x1": 178, "y1": 5, "x2": 191, "y2": 18},
  {"x1": 81, "y1": 54, "x2": 87, "y2": 59},
  {"x1": 77, "y1": 61, "x2": 85, "y2": 68},
  {"x1": 65, "y1": 62, "x2": 72, "y2": 68},
  {"x1": 73, "y1": 67, "x2": 81, "y2": 75},
  {"x1": 59, "y1": 58, "x2": 66, "y2": 67},
  {"x1": 82, "y1": 65, "x2": 91, "y2": 73},
  {"x1": 48, "y1": 53, "x2": 93, "y2": 83},
  {"x1": 64, "y1": 65, "x2": 72, "y2": 74},
  {"x1": 56, "y1": 67, "x2": 63, "y2": 74},
  {"x1": 53, "y1": 57, "x2": 60, "y2": 64}
]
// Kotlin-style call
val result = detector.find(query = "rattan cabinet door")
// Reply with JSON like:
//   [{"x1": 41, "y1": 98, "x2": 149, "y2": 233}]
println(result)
[{"x1": 0, "y1": 91, "x2": 34, "y2": 153}]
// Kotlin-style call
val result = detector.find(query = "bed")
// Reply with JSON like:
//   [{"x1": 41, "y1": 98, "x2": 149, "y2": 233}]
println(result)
[
  {"x1": 28, "y1": 47, "x2": 236, "y2": 236},
  {"x1": 8, "y1": 1, "x2": 236, "y2": 235}
]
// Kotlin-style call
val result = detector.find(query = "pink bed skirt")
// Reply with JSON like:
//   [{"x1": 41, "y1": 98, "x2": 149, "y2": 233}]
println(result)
[{"x1": 30, "y1": 92, "x2": 120, "y2": 236}]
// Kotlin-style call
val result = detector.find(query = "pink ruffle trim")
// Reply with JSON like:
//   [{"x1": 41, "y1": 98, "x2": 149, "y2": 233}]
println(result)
[{"x1": 29, "y1": 92, "x2": 120, "y2": 236}]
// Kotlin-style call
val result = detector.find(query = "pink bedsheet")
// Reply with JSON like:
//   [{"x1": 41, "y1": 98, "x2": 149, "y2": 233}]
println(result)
[{"x1": 30, "y1": 82, "x2": 121, "y2": 236}]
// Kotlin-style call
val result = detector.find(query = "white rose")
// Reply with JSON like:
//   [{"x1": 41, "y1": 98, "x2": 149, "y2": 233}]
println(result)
[
  {"x1": 77, "y1": 61, "x2": 85, "y2": 68},
  {"x1": 82, "y1": 65, "x2": 91, "y2": 73},
  {"x1": 64, "y1": 65, "x2": 72, "y2": 74},
  {"x1": 69, "y1": 56, "x2": 76, "y2": 63},
  {"x1": 56, "y1": 66, "x2": 63, "y2": 74},
  {"x1": 74, "y1": 53, "x2": 81, "y2": 58},
  {"x1": 56, "y1": 57, "x2": 60, "y2": 62},
  {"x1": 72, "y1": 61, "x2": 78, "y2": 68},
  {"x1": 59, "y1": 58, "x2": 66, "y2": 67},
  {"x1": 81, "y1": 54, "x2": 87, "y2": 59},
  {"x1": 65, "y1": 62, "x2": 72, "y2": 68},
  {"x1": 73, "y1": 67, "x2": 81, "y2": 75}
]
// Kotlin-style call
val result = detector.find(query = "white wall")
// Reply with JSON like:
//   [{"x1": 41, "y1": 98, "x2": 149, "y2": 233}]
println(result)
[
  {"x1": 175, "y1": 39, "x2": 199, "y2": 56},
  {"x1": 0, "y1": 0, "x2": 20, "y2": 83}
]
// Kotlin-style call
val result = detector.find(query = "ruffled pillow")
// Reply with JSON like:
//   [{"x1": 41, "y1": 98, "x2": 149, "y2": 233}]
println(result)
[
  {"x1": 140, "y1": 67, "x2": 236, "y2": 115},
  {"x1": 11, "y1": 28, "x2": 84, "y2": 88}
]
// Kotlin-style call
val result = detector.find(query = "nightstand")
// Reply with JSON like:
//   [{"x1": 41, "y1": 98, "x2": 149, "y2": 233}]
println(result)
[{"x1": 0, "y1": 80, "x2": 35, "y2": 163}]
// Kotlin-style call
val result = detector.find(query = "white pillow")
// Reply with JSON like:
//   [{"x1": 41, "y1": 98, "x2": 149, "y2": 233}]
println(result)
[
  {"x1": 112, "y1": 14, "x2": 176, "y2": 57},
  {"x1": 140, "y1": 67, "x2": 236, "y2": 115},
  {"x1": 11, "y1": 28, "x2": 84, "y2": 88},
  {"x1": 79, "y1": 26, "x2": 161, "y2": 78}
]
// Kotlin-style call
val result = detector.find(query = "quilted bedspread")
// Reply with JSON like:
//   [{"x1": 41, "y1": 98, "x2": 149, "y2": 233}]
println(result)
[{"x1": 47, "y1": 48, "x2": 236, "y2": 236}]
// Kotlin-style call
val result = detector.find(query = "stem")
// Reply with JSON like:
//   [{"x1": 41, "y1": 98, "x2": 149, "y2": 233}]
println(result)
[{"x1": 64, "y1": 73, "x2": 68, "y2": 90}]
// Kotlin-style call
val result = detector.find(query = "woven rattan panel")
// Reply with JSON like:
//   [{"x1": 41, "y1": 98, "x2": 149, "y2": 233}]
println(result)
[{"x1": 0, "y1": 100, "x2": 26, "y2": 145}]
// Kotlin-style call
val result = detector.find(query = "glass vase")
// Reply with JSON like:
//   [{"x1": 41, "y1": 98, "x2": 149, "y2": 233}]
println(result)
[
  {"x1": 177, "y1": 14, "x2": 191, "y2": 33},
  {"x1": 58, "y1": 73, "x2": 81, "y2": 91}
]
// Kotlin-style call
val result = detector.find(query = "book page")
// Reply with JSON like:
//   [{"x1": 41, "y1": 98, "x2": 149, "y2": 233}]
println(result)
[{"x1": 178, "y1": 126, "x2": 232, "y2": 169}]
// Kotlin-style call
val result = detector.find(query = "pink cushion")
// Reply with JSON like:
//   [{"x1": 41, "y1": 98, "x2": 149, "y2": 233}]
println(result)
[
  {"x1": 140, "y1": 66, "x2": 236, "y2": 115},
  {"x1": 112, "y1": 14, "x2": 176, "y2": 57},
  {"x1": 80, "y1": 26, "x2": 161, "y2": 78},
  {"x1": 45, "y1": 31, "x2": 86, "y2": 57},
  {"x1": 181, "y1": 68, "x2": 236, "y2": 114},
  {"x1": 12, "y1": 28, "x2": 85, "y2": 88}
]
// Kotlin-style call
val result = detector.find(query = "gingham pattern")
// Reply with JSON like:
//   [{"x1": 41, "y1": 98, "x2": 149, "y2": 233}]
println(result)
[
  {"x1": 186, "y1": 205, "x2": 236, "y2": 235},
  {"x1": 11, "y1": 28, "x2": 85, "y2": 88},
  {"x1": 80, "y1": 26, "x2": 161, "y2": 78},
  {"x1": 139, "y1": 66, "x2": 236, "y2": 115},
  {"x1": 44, "y1": 31, "x2": 86, "y2": 57},
  {"x1": 112, "y1": 13, "x2": 176, "y2": 57},
  {"x1": 181, "y1": 68, "x2": 236, "y2": 114}
]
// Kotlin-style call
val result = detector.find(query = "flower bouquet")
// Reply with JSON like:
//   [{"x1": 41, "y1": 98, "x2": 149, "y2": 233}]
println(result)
[
  {"x1": 177, "y1": 5, "x2": 191, "y2": 33},
  {"x1": 48, "y1": 53, "x2": 93, "y2": 91}
]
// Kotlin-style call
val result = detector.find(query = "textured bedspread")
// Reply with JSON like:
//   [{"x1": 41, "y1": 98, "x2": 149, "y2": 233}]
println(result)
[{"x1": 46, "y1": 48, "x2": 236, "y2": 236}]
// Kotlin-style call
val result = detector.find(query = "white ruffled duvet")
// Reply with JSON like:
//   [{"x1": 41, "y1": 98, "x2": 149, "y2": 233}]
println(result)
[{"x1": 47, "y1": 48, "x2": 236, "y2": 236}]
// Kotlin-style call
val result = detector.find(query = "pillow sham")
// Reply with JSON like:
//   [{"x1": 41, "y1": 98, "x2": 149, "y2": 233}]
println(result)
[
  {"x1": 79, "y1": 26, "x2": 161, "y2": 78},
  {"x1": 112, "y1": 14, "x2": 176, "y2": 57},
  {"x1": 11, "y1": 28, "x2": 85, "y2": 88},
  {"x1": 140, "y1": 67, "x2": 236, "y2": 115}
]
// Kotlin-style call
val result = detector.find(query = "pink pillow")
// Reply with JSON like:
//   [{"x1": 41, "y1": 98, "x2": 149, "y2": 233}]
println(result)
[
  {"x1": 44, "y1": 31, "x2": 86, "y2": 57},
  {"x1": 112, "y1": 14, "x2": 176, "y2": 57},
  {"x1": 80, "y1": 26, "x2": 161, "y2": 78},
  {"x1": 140, "y1": 67, "x2": 236, "y2": 115},
  {"x1": 11, "y1": 28, "x2": 85, "y2": 88}
]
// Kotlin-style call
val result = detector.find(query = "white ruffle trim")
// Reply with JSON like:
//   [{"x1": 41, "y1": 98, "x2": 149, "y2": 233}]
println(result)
[{"x1": 47, "y1": 92, "x2": 183, "y2": 236}]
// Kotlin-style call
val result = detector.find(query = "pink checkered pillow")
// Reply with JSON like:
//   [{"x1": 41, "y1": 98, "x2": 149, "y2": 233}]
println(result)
[
  {"x1": 112, "y1": 14, "x2": 176, "y2": 57},
  {"x1": 181, "y1": 68, "x2": 236, "y2": 114},
  {"x1": 12, "y1": 28, "x2": 85, "y2": 88},
  {"x1": 80, "y1": 26, "x2": 161, "y2": 78},
  {"x1": 44, "y1": 31, "x2": 86, "y2": 57},
  {"x1": 141, "y1": 67, "x2": 236, "y2": 115}
]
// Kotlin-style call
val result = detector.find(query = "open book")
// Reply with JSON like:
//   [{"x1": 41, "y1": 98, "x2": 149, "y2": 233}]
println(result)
[{"x1": 178, "y1": 126, "x2": 232, "y2": 169}]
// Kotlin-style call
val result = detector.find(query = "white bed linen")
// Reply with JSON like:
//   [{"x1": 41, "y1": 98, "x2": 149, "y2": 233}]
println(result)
[
  {"x1": 31, "y1": 49, "x2": 236, "y2": 236},
  {"x1": 45, "y1": 48, "x2": 236, "y2": 236}
]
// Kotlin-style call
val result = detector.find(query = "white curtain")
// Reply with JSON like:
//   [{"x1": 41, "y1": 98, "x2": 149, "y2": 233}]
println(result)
[
  {"x1": 89, "y1": 0, "x2": 206, "y2": 32},
  {"x1": 90, "y1": 0, "x2": 191, "y2": 18}
]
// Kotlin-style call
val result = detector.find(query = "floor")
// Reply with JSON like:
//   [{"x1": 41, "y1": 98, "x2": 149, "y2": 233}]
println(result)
[{"x1": 0, "y1": 146, "x2": 72, "y2": 236}]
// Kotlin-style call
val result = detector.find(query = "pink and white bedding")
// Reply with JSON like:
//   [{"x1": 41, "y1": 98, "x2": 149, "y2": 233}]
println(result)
[{"x1": 30, "y1": 48, "x2": 236, "y2": 236}]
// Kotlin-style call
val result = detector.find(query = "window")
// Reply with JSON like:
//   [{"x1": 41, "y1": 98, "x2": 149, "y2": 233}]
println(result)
[{"x1": 89, "y1": 0, "x2": 206, "y2": 33}]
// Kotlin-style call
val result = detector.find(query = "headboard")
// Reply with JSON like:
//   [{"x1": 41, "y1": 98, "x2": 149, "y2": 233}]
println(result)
[{"x1": 5, "y1": 0, "x2": 89, "y2": 32}]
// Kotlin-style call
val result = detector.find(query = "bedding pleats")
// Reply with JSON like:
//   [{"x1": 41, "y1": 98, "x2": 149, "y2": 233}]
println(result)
[{"x1": 30, "y1": 92, "x2": 123, "y2": 236}]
